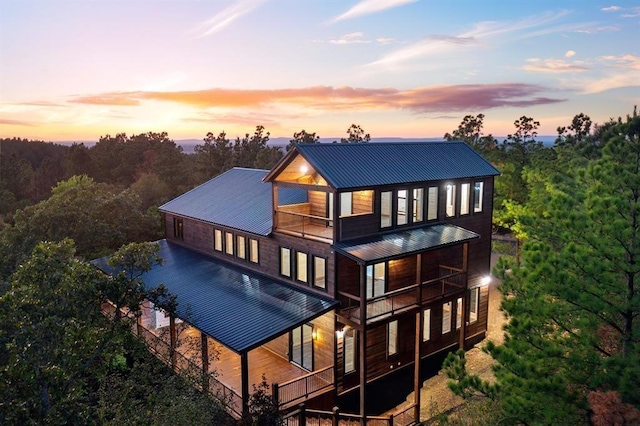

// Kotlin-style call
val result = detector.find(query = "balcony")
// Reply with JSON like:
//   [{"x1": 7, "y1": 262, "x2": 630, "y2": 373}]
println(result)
[{"x1": 276, "y1": 210, "x2": 333, "y2": 242}]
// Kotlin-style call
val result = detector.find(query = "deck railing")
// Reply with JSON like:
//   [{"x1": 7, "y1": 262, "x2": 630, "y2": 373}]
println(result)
[
  {"x1": 276, "y1": 210, "x2": 333, "y2": 242},
  {"x1": 421, "y1": 266, "x2": 466, "y2": 303},
  {"x1": 274, "y1": 365, "x2": 334, "y2": 407},
  {"x1": 282, "y1": 403, "x2": 417, "y2": 426}
]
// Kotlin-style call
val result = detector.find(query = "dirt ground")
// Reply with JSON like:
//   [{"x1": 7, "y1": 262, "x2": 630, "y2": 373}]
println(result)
[{"x1": 393, "y1": 253, "x2": 507, "y2": 423}]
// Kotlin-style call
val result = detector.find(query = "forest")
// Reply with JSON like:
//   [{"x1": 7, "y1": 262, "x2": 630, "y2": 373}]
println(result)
[{"x1": 0, "y1": 112, "x2": 638, "y2": 425}]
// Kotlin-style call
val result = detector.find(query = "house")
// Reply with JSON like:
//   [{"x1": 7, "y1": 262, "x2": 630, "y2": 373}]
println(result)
[{"x1": 95, "y1": 141, "x2": 499, "y2": 423}]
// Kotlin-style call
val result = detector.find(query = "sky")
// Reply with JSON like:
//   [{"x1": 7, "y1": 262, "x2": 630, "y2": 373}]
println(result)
[{"x1": 0, "y1": 0, "x2": 639, "y2": 142}]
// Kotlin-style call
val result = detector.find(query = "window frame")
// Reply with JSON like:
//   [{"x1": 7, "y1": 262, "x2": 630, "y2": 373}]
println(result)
[
  {"x1": 427, "y1": 186, "x2": 438, "y2": 221},
  {"x1": 343, "y1": 328, "x2": 356, "y2": 375},
  {"x1": 339, "y1": 192, "x2": 353, "y2": 217},
  {"x1": 445, "y1": 183, "x2": 457, "y2": 217},
  {"x1": 474, "y1": 181, "x2": 484, "y2": 213},
  {"x1": 290, "y1": 323, "x2": 314, "y2": 371},
  {"x1": 173, "y1": 217, "x2": 184, "y2": 239},
  {"x1": 469, "y1": 287, "x2": 479, "y2": 323},
  {"x1": 422, "y1": 308, "x2": 431, "y2": 342},
  {"x1": 280, "y1": 247, "x2": 292, "y2": 277},
  {"x1": 225, "y1": 232, "x2": 234, "y2": 256},
  {"x1": 312, "y1": 256, "x2": 327, "y2": 290},
  {"x1": 296, "y1": 251, "x2": 309, "y2": 283},
  {"x1": 380, "y1": 190, "x2": 392, "y2": 228},
  {"x1": 249, "y1": 238, "x2": 259, "y2": 263},
  {"x1": 456, "y1": 297, "x2": 463, "y2": 330},
  {"x1": 236, "y1": 235, "x2": 246, "y2": 259},
  {"x1": 396, "y1": 189, "x2": 408, "y2": 226},
  {"x1": 460, "y1": 183, "x2": 471, "y2": 215},
  {"x1": 412, "y1": 187, "x2": 424, "y2": 223},
  {"x1": 442, "y1": 301, "x2": 452, "y2": 334},
  {"x1": 366, "y1": 262, "x2": 386, "y2": 299},
  {"x1": 387, "y1": 320, "x2": 398, "y2": 357},
  {"x1": 214, "y1": 229, "x2": 223, "y2": 252}
]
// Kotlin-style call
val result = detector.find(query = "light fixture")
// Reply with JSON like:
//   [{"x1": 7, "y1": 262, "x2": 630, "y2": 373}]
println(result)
[
  {"x1": 336, "y1": 328, "x2": 344, "y2": 339},
  {"x1": 312, "y1": 329, "x2": 318, "y2": 340},
  {"x1": 481, "y1": 275, "x2": 491, "y2": 286},
  {"x1": 300, "y1": 165, "x2": 308, "y2": 174}
]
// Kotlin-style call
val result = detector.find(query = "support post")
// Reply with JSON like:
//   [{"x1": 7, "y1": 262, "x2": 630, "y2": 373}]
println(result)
[
  {"x1": 241, "y1": 352, "x2": 249, "y2": 419},
  {"x1": 414, "y1": 311, "x2": 422, "y2": 423},
  {"x1": 332, "y1": 406, "x2": 340, "y2": 426},
  {"x1": 169, "y1": 315, "x2": 177, "y2": 370},
  {"x1": 201, "y1": 332, "x2": 209, "y2": 392},
  {"x1": 271, "y1": 383, "x2": 279, "y2": 406},
  {"x1": 358, "y1": 263, "x2": 367, "y2": 424}
]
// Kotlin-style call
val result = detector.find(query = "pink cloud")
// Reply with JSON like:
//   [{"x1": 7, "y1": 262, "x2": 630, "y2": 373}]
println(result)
[{"x1": 0, "y1": 118, "x2": 37, "y2": 127}]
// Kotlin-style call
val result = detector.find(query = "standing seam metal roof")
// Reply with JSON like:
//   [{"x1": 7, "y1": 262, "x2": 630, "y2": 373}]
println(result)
[
  {"x1": 294, "y1": 142, "x2": 500, "y2": 189},
  {"x1": 92, "y1": 240, "x2": 338, "y2": 354}
]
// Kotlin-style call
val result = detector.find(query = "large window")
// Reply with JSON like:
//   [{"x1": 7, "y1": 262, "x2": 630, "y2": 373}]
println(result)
[
  {"x1": 397, "y1": 189, "x2": 407, "y2": 225},
  {"x1": 474, "y1": 181, "x2": 484, "y2": 213},
  {"x1": 381, "y1": 191, "x2": 392, "y2": 228},
  {"x1": 388, "y1": 320, "x2": 398, "y2": 356},
  {"x1": 340, "y1": 192, "x2": 352, "y2": 217},
  {"x1": 460, "y1": 183, "x2": 471, "y2": 215},
  {"x1": 344, "y1": 328, "x2": 356, "y2": 374},
  {"x1": 413, "y1": 188, "x2": 424, "y2": 223},
  {"x1": 296, "y1": 252, "x2": 308, "y2": 283},
  {"x1": 313, "y1": 256, "x2": 326, "y2": 289},
  {"x1": 442, "y1": 301, "x2": 452, "y2": 334},
  {"x1": 236, "y1": 235, "x2": 246, "y2": 259},
  {"x1": 249, "y1": 239, "x2": 259, "y2": 263},
  {"x1": 225, "y1": 232, "x2": 234, "y2": 255},
  {"x1": 173, "y1": 218, "x2": 184, "y2": 239},
  {"x1": 291, "y1": 324, "x2": 313, "y2": 371},
  {"x1": 340, "y1": 190, "x2": 373, "y2": 217},
  {"x1": 280, "y1": 247, "x2": 291, "y2": 277},
  {"x1": 423, "y1": 309, "x2": 431, "y2": 342},
  {"x1": 214, "y1": 229, "x2": 223, "y2": 252},
  {"x1": 427, "y1": 187, "x2": 438, "y2": 221},
  {"x1": 446, "y1": 184, "x2": 456, "y2": 217},
  {"x1": 469, "y1": 288, "x2": 479, "y2": 323},
  {"x1": 456, "y1": 297, "x2": 463, "y2": 330},
  {"x1": 366, "y1": 262, "x2": 386, "y2": 299}
]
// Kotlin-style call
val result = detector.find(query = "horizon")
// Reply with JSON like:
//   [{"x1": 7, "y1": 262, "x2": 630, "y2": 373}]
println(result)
[{"x1": 1, "y1": 1, "x2": 638, "y2": 141}]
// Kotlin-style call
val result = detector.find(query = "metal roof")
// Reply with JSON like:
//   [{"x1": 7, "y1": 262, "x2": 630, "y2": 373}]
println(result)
[
  {"x1": 92, "y1": 240, "x2": 337, "y2": 354},
  {"x1": 287, "y1": 142, "x2": 500, "y2": 189},
  {"x1": 333, "y1": 224, "x2": 480, "y2": 264},
  {"x1": 159, "y1": 168, "x2": 307, "y2": 236}
]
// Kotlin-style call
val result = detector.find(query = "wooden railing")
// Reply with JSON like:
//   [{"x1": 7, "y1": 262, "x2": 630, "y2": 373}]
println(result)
[
  {"x1": 421, "y1": 266, "x2": 466, "y2": 303},
  {"x1": 276, "y1": 210, "x2": 333, "y2": 242},
  {"x1": 282, "y1": 403, "x2": 417, "y2": 426},
  {"x1": 274, "y1": 365, "x2": 334, "y2": 407}
]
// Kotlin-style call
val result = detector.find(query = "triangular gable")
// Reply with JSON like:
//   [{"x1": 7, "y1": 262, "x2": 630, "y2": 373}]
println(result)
[{"x1": 263, "y1": 146, "x2": 330, "y2": 187}]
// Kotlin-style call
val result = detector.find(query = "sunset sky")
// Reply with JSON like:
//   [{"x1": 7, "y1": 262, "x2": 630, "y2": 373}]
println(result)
[{"x1": 1, "y1": 0, "x2": 638, "y2": 142}]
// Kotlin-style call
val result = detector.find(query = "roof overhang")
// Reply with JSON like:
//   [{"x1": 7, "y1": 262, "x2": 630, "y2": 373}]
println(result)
[
  {"x1": 332, "y1": 224, "x2": 480, "y2": 264},
  {"x1": 92, "y1": 240, "x2": 338, "y2": 355}
]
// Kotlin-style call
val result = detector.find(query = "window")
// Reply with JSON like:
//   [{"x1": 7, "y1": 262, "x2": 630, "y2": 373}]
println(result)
[
  {"x1": 381, "y1": 191, "x2": 392, "y2": 228},
  {"x1": 427, "y1": 187, "x2": 438, "y2": 221},
  {"x1": 340, "y1": 190, "x2": 373, "y2": 217},
  {"x1": 249, "y1": 239, "x2": 259, "y2": 263},
  {"x1": 423, "y1": 309, "x2": 431, "y2": 342},
  {"x1": 340, "y1": 192, "x2": 352, "y2": 217},
  {"x1": 446, "y1": 184, "x2": 456, "y2": 217},
  {"x1": 366, "y1": 262, "x2": 386, "y2": 299},
  {"x1": 474, "y1": 181, "x2": 484, "y2": 213},
  {"x1": 469, "y1": 288, "x2": 479, "y2": 323},
  {"x1": 236, "y1": 235, "x2": 246, "y2": 259},
  {"x1": 456, "y1": 297, "x2": 463, "y2": 330},
  {"x1": 214, "y1": 229, "x2": 223, "y2": 252},
  {"x1": 296, "y1": 252, "x2": 308, "y2": 283},
  {"x1": 280, "y1": 247, "x2": 291, "y2": 277},
  {"x1": 173, "y1": 218, "x2": 184, "y2": 239},
  {"x1": 388, "y1": 320, "x2": 398, "y2": 356},
  {"x1": 344, "y1": 328, "x2": 356, "y2": 374},
  {"x1": 290, "y1": 324, "x2": 313, "y2": 371},
  {"x1": 225, "y1": 232, "x2": 234, "y2": 255},
  {"x1": 413, "y1": 188, "x2": 424, "y2": 223},
  {"x1": 397, "y1": 189, "x2": 407, "y2": 225},
  {"x1": 442, "y1": 301, "x2": 452, "y2": 334},
  {"x1": 460, "y1": 183, "x2": 470, "y2": 215},
  {"x1": 313, "y1": 256, "x2": 326, "y2": 289}
]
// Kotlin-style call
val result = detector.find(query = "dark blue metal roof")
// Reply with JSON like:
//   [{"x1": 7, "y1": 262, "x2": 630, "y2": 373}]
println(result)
[
  {"x1": 93, "y1": 240, "x2": 337, "y2": 354},
  {"x1": 159, "y1": 168, "x2": 307, "y2": 236},
  {"x1": 293, "y1": 142, "x2": 500, "y2": 189},
  {"x1": 333, "y1": 224, "x2": 479, "y2": 263}
]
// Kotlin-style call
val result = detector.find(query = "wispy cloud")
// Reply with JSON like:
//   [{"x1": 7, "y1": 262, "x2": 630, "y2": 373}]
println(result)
[
  {"x1": 523, "y1": 58, "x2": 588, "y2": 73},
  {"x1": 329, "y1": 32, "x2": 371, "y2": 45},
  {"x1": 0, "y1": 118, "x2": 37, "y2": 127},
  {"x1": 574, "y1": 25, "x2": 619, "y2": 34},
  {"x1": 68, "y1": 83, "x2": 565, "y2": 113},
  {"x1": 600, "y1": 5, "x2": 640, "y2": 18},
  {"x1": 565, "y1": 50, "x2": 576, "y2": 58},
  {"x1": 601, "y1": 5, "x2": 622, "y2": 12},
  {"x1": 190, "y1": 0, "x2": 266, "y2": 38},
  {"x1": 577, "y1": 54, "x2": 640, "y2": 93},
  {"x1": 329, "y1": 0, "x2": 418, "y2": 24}
]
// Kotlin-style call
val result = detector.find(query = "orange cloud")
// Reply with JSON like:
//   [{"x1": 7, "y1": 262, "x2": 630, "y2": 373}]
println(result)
[
  {"x1": 0, "y1": 118, "x2": 37, "y2": 127},
  {"x1": 68, "y1": 83, "x2": 565, "y2": 113}
]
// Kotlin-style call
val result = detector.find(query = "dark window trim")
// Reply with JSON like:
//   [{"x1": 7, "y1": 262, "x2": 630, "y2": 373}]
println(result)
[
  {"x1": 173, "y1": 217, "x2": 184, "y2": 240},
  {"x1": 249, "y1": 238, "x2": 259, "y2": 264},
  {"x1": 343, "y1": 328, "x2": 357, "y2": 375},
  {"x1": 280, "y1": 246, "x2": 292, "y2": 278},
  {"x1": 312, "y1": 255, "x2": 328, "y2": 291},
  {"x1": 289, "y1": 323, "x2": 314, "y2": 371},
  {"x1": 387, "y1": 319, "x2": 399, "y2": 358},
  {"x1": 295, "y1": 251, "x2": 309, "y2": 284}
]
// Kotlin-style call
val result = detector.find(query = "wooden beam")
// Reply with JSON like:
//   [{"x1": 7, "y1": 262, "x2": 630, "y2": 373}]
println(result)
[
  {"x1": 358, "y1": 264, "x2": 367, "y2": 421},
  {"x1": 414, "y1": 310, "x2": 422, "y2": 423},
  {"x1": 201, "y1": 332, "x2": 209, "y2": 392},
  {"x1": 416, "y1": 253, "x2": 422, "y2": 305},
  {"x1": 241, "y1": 352, "x2": 249, "y2": 418}
]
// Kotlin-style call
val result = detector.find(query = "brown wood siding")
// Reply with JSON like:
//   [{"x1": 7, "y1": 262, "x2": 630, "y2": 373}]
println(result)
[
  {"x1": 465, "y1": 285, "x2": 489, "y2": 338},
  {"x1": 338, "y1": 214, "x2": 379, "y2": 241},
  {"x1": 308, "y1": 190, "x2": 328, "y2": 218},
  {"x1": 388, "y1": 257, "x2": 417, "y2": 292},
  {"x1": 336, "y1": 255, "x2": 360, "y2": 297},
  {"x1": 420, "y1": 296, "x2": 462, "y2": 355},
  {"x1": 364, "y1": 314, "x2": 416, "y2": 382}
]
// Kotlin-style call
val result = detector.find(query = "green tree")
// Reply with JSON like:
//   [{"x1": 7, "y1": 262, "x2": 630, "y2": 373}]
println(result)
[
  {"x1": 444, "y1": 114, "x2": 497, "y2": 154},
  {"x1": 340, "y1": 124, "x2": 370, "y2": 143},
  {"x1": 287, "y1": 129, "x2": 320, "y2": 152},
  {"x1": 194, "y1": 131, "x2": 233, "y2": 181}
]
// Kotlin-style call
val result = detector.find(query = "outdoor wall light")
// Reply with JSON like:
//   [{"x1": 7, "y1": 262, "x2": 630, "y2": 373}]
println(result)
[
  {"x1": 300, "y1": 165, "x2": 308, "y2": 174},
  {"x1": 336, "y1": 329, "x2": 344, "y2": 339},
  {"x1": 312, "y1": 329, "x2": 318, "y2": 340},
  {"x1": 481, "y1": 275, "x2": 491, "y2": 286}
]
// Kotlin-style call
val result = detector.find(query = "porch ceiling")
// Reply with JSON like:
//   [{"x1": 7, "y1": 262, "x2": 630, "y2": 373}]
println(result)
[
  {"x1": 93, "y1": 240, "x2": 337, "y2": 354},
  {"x1": 332, "y1": 224, "x2": 479, "y2": 264}
]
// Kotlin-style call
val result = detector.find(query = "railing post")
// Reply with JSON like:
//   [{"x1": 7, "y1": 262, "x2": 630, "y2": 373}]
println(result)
[
  {"x1": 389, "y1": 413, "x2": 394, "y2": 426},
  {"x1": 332, "y1": 406, "x2": 340, "y2": 426},
  {"x1": 298, "y1": 403, "x2": 306, "y2": 425},
  {"x1": 271, "y1": 383, "x2": 279, "y2": 407}
]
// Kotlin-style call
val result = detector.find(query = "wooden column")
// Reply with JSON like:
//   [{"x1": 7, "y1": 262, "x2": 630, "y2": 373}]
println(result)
[
  {"x1": 272, "y1": 185, "x2": 279, "y2": 230},
  {"x1": 241, "y1": 352, "x2": 250, "y2": 418},
  {"x1": 358, "y1": 263, "x2": 367, "y2": 422},
  {"x1": 414, "y1": 310, "x2": 422, "y2": 423},
  {"x1": 201, "y1": 332, "x2": 209, "y2": 392},
  {"x1": 169, "y1": 315, "x2": 177, "y2": 370},
  {"x1": 416, "y1": 253, "x2": 422, "y2": 304},
  {"x1": 459, "y1": 242, "x2": 469, "y2": 349}
]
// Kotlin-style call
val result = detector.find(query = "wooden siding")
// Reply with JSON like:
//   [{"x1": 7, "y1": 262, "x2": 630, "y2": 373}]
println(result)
[
  {"x1": 308, "y1": 190, "x2": 328, "y2": 218},
  {"x1": 388, "y1": 257, "x2": 417, "y2": 292},
  {"x1": 338, "y1": 213, "x2": 379, "y2": 241}
]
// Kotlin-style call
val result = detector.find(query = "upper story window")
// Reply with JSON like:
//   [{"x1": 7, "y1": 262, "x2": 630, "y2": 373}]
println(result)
[
  {"x1": 387, "y1": 320, "x2": 398, "y2": 357},
  {"x1": 344, "y1": 328, "x2": 356, "y2": 374},
  {"x1": 423, "y1": 308, "x2": 431, "y2": 342},
  {"x1": 249, "y1": 238, "x2": 259, "y2": 263},
  {"x1": 427, "y1": 187, "x2": 438, "y2": 221},
  {"x1": 366, "y1": 262, "x2": 386, "y2": 299},
  {"x1": 340, "y1": 190, "x2": 373, "y2": 217},
  {"x1": 396, "y1": 189, "x2": 408, "y2": 225},
  {"x1": 236, "y1": 235, "x2": 246, "y2": 259},
  {"x1": 225, "y1": 232, "x2": 234, "y2": 255},
  {"x1": 445, "y1": 184, "x2": 456, "y2": 217},
  {"x1": 413, "y1": 188, "x2": 424, "y2": 223},
  {"x1": 214, "y1": 229, "x2": 222, "y2": 252},
  {"x1": 442, "y1": 301, "x2": 452, "y2": 334},
  {"x1": 313, "y1": 256, "x2": 326, "y2": 290},
  {"x1": 469, "y1": 287, "x2": 479, "y2": 323},
  {"x1": 280, "y1": 247, "x2": 292, "y2": 277},
  {"x1": 296, "y1": 252, "x2": 308, "y2": 283},
  {"x1": 474, "y1": 181, "x2": 484, "y2": 213},
  {"x1": 173, "y1": 218, "x2": 184, "y2": 239},
  {"x1": 460, "y1": 183, "x2": 471, "y2": 215},
  {"x1": 380, "y1": 191, "x2": 392, "y2": 228}
]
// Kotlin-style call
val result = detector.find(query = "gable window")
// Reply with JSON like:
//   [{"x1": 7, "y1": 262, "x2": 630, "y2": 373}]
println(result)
[
  {"x1": 413, "y1": 188, "x2": 424, "y2": 223},
  {"x1": 380, "y1": 191, "x2": 392, "y2": 228},
  {"x1": 427, "y1": 187, "x2": 438, "y2": 221},
  {"x1": 173, "y1": 218, "x2": 184, "y2": 239},
  {"x1": 290, "y1": 324, "x2": 313, "y2": 371},
  {"x1": 397, "y1": 189, "x2": 407, "y2": 225},
  {"x1": 236, "y1": 235, "x2": 246, "y2": 259},
  {"x1": 296, "y1": 252, "x2": 308, "y2": 283},
  {"x1": 214, "y1": 229, "x2": 223, "y2": 252},
  {"x1": 387, "y1": 320, "x2": 398, "y2": 356},
  {"x1": 280, "y1": 247, "x2": 291, "y2": 277},
  {"x1": 469, "y1": 288, "x2": 479, "y2": 323},
  {"x1": 249, "y1": 239, "x2": 259, "y2": 263},
  {"x1": 344, "y1": 328, "x2": 356, "y2": 374},
  {"x1": 423, "y1": 308, "x2": 431, "y2": 342},
  {"x1": 446, "y1": 184, "x2": 456, "y2": 217},
  {"x1": 340, "y1": 190, "x2": 373, "y2": 217},
  {"x1": 456, "y1": 297, "x2": 463, "y2": 329},
  {"x1": 225, "y1": 232, "x2": 234, "y2": 255},
  {"x1": 313, "y1": 256, "x2": 326, "y2": 289},
  {"x1": 366, "y1": 262, "x2": 386, "y2": 299},
  {"x1": 460, "y1": 183, "x2": 471, "y2": 215},
  {"x1": 442, "y1": 301, "x2": 452, "y2": 334},
  {"x1": 474, "y1": 181, "x2": 484, "y2": 213}
]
